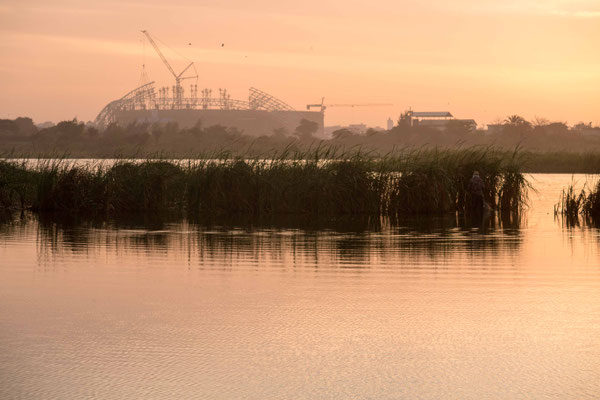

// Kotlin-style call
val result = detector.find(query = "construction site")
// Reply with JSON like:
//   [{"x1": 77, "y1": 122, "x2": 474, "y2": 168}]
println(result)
[{"x1": 94, "y1": 31, "x2": 324, "y2": 136}]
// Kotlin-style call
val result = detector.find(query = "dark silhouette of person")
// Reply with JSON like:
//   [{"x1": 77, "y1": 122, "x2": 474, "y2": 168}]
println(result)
[{"x1": 469, "y1": 171, "x2": 485, "y2": 220}]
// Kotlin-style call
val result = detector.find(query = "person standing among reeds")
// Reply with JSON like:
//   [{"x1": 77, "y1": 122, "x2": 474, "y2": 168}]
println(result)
[{"x1": 469, "y1": 171, "x2": 485, "y2": 218}]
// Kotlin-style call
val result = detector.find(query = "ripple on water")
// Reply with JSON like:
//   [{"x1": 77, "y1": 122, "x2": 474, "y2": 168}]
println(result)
[{"x1": 1, "y1": 174, "x2": 600, "y2": 399}]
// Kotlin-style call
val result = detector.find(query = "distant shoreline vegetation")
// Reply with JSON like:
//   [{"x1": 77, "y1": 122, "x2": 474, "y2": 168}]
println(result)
[
  {"x1": 1, "y1": 147, "x2": 528, "y2": 219},
  {"x1": 1, "y1": 116, "x2": 600, "y2": 173}
]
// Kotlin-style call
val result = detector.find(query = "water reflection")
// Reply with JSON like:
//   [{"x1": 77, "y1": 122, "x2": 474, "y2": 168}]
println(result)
[
  {"x1": 0, "y1": 211, "x2": 526, "y2": 270},
  {"x1": 556, "y1": 213, "x2": 600, "y2": 230},
  {"x1": 3, "y1": 175, "x2": 600, "y2": 400}
]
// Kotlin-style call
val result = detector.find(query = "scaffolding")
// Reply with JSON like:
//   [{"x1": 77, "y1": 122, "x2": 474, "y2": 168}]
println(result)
[
  {"x1": 95, "y1": 30, "x2": 301, "y2": 129},
  {"x1": 95, "y1": 82, "x2": 298, "y2": 129}
]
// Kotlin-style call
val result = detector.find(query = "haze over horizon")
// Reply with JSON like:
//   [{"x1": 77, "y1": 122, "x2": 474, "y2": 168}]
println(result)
[{"x1": 1, "y1": 0, "x2": 598, "y2": 128}]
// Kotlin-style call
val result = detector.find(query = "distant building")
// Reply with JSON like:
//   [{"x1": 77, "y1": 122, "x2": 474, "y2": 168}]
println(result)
[
  {"x1": 406, "y1": 111, "x2": 477, "y2": 132},
  {"x1": 387, "y1": 117, "x2": 394, "y2": 130},
  {"x1": 347, "y1": 124, "x2": 367, "y2": 134},
  {"x1": 415, "y1": 118, "x2": 477, "y2": 132},
  {"x1": 574, "y1": 122, "x2": 600, "y2": 137},
  {"x1": 96, "y1": 84, "x2": 324, "y2": 137},
  {"x1": 324, "y1": 125, "x2": 343, "y2": 137},
  {"x1": 413, "y1": 119, "x2": 448, "y2": 130},
  {"x1": 409, "y1": 111, "x2": 453, "y2": 122},
  {"x1": 486, "y1": 124, "x2": 503, "y2": 135}
]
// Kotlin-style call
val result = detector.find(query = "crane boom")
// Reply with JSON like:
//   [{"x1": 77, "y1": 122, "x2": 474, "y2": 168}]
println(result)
[
  {"x1": 328, "y1": 103, "x2": 392, "y2": 108},
  {"x1": 141, "y1": 30, "x2": 177, "y2": 79},
  {"x1": 141, "y1": 30, "x2": 198, "y2": 109},
  {"x1": 178, "y1": 62, "x2": 194, "y2": 79},
  {"x1": 307, "y1": 99, "x2": 392, "y2": 111}
]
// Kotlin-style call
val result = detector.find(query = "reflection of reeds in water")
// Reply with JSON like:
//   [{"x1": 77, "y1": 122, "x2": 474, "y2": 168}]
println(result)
[
  {"x1": 23, "y1": 212, "x2": 522, "y2": 267},
  {"x1": 1, "y1": 147, "x2": 529, "y2": 217},
  {"x1": 555, "y1": 179, "x2": 600, "y2": 226}
]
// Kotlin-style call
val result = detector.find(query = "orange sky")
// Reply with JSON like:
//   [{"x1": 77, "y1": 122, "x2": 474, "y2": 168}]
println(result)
[{"x1": 0, "y1": 0, "x2": 599, "y2": 128}]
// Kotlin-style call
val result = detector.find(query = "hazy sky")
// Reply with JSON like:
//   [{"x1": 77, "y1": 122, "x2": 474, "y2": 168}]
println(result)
[{"x1": 1, "y1": 0, "x2": 598, "y2": 127}]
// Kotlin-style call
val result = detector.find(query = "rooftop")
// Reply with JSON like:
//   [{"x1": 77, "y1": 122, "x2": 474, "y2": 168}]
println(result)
[{"x1": 410, "y1": 111, "x2": 453, "y2": 118}]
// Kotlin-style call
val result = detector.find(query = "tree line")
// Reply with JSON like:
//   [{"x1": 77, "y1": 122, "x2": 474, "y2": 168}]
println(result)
[{"x1": 0, "y1": 114, "x2": 599, "y2": 157}]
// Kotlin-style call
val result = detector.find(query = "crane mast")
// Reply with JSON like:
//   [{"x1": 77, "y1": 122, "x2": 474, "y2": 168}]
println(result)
[{"x1": 141, "y1": 30, "x2": 197, "y2": 109}]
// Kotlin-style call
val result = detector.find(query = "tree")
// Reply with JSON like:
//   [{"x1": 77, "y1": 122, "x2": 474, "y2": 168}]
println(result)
[
  {"x1": 532, "y1": 116, "x2": 549, "y2": 129},
  {"x1": 86, "y1": 126, "x2": 99, "y2": 139},
  {"x1": 331, "y1": 128, "x2": 354, "y2": 140},
  {"x1": 503, "y1": 115, "x2": 532, "y2": 138},
  {"x1": 545, "y1": 122, "x2": 569, "y2": 136},
  {"x1": 397, "y1": 111, "x2": 412, "y2": 127},
  {"x1": 226, "y1": 127, "x2": 244, "y2": 139},
  {"x1": 125, "y1": 122, "x2": 151, "y2": 137},
  {"x1": 14, "y1": 117, "x2": 37, "y2": 136},
  {"x1": 294, "y1": 118, "x2": 318, "y2": 140},
  {"x1": 52, "y1": 119, "x2": 85, "y2": 142},
  {"x1": 0, "y1": 117, "x2": 37, "y2": 137},
  {"x1": 272, "y1": 127, "x2": 288, "y2": 138},
  {"x1": 103, "y1": 122, "x2": 125, "y2": 143},
  {"x1": 503, "y1": 115, "x2": 531, "y2": 129},
  {"x1": 445, "y1": 120, "x2": 471, "y2": 137}
]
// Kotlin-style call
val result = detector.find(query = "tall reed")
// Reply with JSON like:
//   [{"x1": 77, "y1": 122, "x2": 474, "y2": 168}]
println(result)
[
  {"x1": 555, "y1": 179, "x2": 600, "y2": 225},
  {"x1": 0, "y1": 147, "x2": 530, "y2": 218},
  {"x1": 0, "y1": 160, "x2": 36, "y2": 210},
  {"x1": 582, "y1": 181, "x2": 600, "y2": 219}
]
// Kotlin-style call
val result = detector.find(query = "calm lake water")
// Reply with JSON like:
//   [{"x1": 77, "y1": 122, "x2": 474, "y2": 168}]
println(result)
[{"x1": 1, "y1": 174, "x2": 599, "y2": 399}]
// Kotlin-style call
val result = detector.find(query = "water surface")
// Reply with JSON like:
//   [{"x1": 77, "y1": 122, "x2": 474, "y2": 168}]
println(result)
[{"x1": 1, "y1": 174, "x2": 599, "y2": 399}]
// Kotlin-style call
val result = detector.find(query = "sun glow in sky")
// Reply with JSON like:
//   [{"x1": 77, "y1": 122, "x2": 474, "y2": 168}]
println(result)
[{"x1": 0, "y1": 0, "x2": 598, "y2": 127}]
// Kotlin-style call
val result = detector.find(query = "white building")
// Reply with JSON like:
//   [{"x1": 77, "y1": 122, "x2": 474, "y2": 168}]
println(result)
[{"x1": 387, "y1": 117, "x2": 394, "y2": 130}]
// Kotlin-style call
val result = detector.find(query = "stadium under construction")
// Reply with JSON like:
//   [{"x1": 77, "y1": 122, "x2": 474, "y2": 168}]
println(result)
[{"x1": 94, "y1": 31, "x2": 323, "y2": 136}]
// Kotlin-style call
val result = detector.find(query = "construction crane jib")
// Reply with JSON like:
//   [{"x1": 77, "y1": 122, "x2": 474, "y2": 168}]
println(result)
[
  {"x1": 141, "y1": 30, "x2": 198, "y2": 109},
  {"x1": 306, "y1": 98, "x2": 392, "y2": 112}
]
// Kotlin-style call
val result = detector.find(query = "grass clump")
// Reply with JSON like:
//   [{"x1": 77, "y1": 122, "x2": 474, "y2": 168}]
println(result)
[
  {"x1": 106, "y1": 161, "x2": 186, "y2": 211},
  {"x1": 33, "y1": 162, "x2": 106, "y2": 212},
  {"x1": 185, "y1": 153, "x2": 382, "y2": 216},
  {"x1": 555, "y1": 179, "x2": 600, "y2": 224},
  {"x1": 0, "y1": 160, "x2": 36, "y2": 210},
  {"x1": 583, "y1": 181, "x2": 600, "y2": 219},
  {"x1": 0, "y1": 146, "x2": 530, "y2": 218},
  {"x1": 383, "y1": 147, "x2": 529, "y2": 217}
]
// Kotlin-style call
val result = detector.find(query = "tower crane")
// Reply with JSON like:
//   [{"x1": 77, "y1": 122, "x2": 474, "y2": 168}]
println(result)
[
  {"x1": 306, "y1": 98, "x2": 392, "y2": 112},
  {"x1": 141, "y1": 30, "x2": 198, "y2": 109}
]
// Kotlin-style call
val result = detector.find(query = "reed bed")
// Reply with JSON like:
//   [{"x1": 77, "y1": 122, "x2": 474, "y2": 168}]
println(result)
[
  {"x1": 383, "y1": 147, "x2": 529, "y2": 215},
  {"x1": 555, "y1": 179, "x2": 600, "y2": 223},
  {"x1": 0, "y1": 147, "x2": 529, "y2": 217}
]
